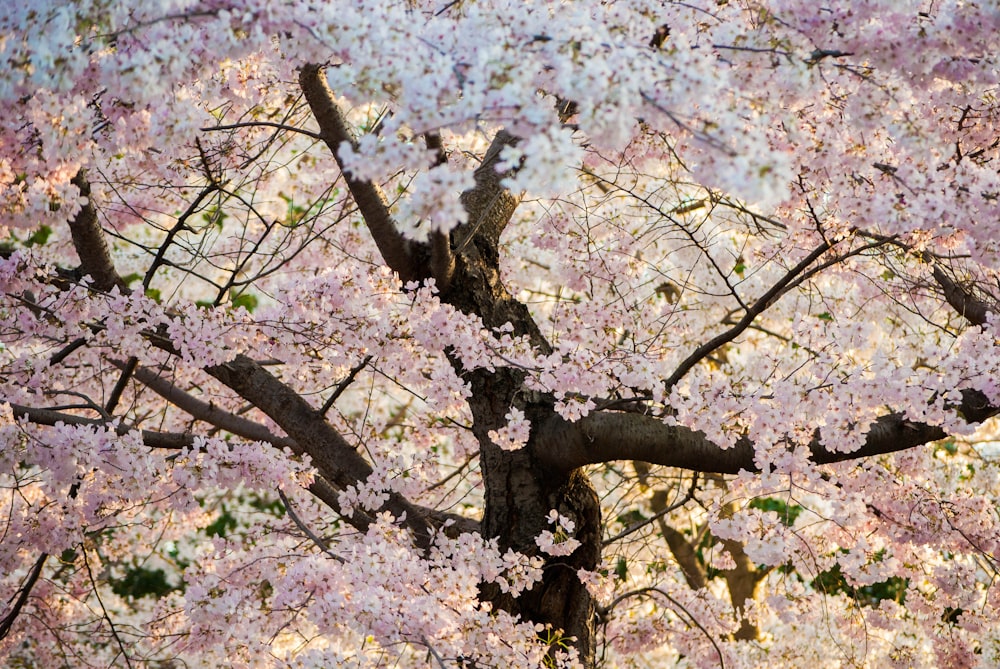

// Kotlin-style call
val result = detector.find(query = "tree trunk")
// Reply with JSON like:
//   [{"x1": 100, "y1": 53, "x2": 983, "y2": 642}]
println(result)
[{"x1": 463, "y1": 366, "x2": 602, "y2": 667}]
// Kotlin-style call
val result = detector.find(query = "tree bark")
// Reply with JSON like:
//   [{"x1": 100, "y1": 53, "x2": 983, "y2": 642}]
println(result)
[
  {"x1": 533, "y1": 394, "x2": 999, "y2": 475},
  {"x1": 298, "y1": 65, "x2": 419, "y2": 282},
  {"x1": 466, "y1": 367, "x2": 601, "y2": 666},
  {"x1": 67, "y1": 171, "x2": 127, "y2": 293}
]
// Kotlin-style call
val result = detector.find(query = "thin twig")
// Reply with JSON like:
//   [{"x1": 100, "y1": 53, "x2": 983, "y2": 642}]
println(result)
[
  {"x1": 420, "y1": 635, "x2": 448, "y2": 668},
  {"x1": 277, "y1": 488, "x2": 345, "y2": 563},
  {"x1": 0, "y1": 553, "x2": 48, "y2": 641},
  {"x1": 319, "y1": 355, "x2": 374, "y2": 416},
  {"x1": 82, "y1": 549, "x2": 135, "y2": 668},
  {"x1": 664, "y1": 240, "x2": 834, "y2": 390},
  {"x1": 603, "y1": 474, "x2": 698, "y2": 545},
  {"x1": 598, "y1": 586, "x2": 726, "y2": 668},
  {"x1": 200, "y1": 121, "x2": 322, "y2": 139}
]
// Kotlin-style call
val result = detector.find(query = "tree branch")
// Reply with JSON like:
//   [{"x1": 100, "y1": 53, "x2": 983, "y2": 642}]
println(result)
[
  {"x1": 51, "y1": 169, "x2": 474, "y2": 545},
  {"x1": 663, "y1": 240, "x2": 833, "y2": 390},
  {"x1": 932, "y1": 264, "x2": 994, "y2": 326},
  {"x1": 421, "y1": 131, "x2": 457, "y2": 289},
  {"x1": 319, "y1": 355, "x2": 373, "y2": 417},
  {"x1": 276, "y1": 488, "x2": 346, "y2": 563},
  {"x1": 603, "y1": 474, "x2": 697, "y2": 545},
  {"x1": 596, "y1": 586, "x2": 726, "y2": 668},
  {"x1": 206, "y1": 355, "x2": 442, "y2": 547},
  {"x1": 104, "y1": 356, "x2": 137, "y2": 414},
  {"x1": 12, "y1": 395, "x2": 476, "y2": 540},
  {"x1": 298, "y1": 64, "x2": 419, "y2": 282},
  {"x1": 659, "y1": 522, "x2": 708, "y2": 590},
  {"x1": 123, "y1": 362, "x2": 297, "y2": 449},
  {"x1": 455, "y1": 130, "x2": 520, "y2": 260},
  {"x1": 125, "y1": 360, "x2": 477, "y2": 537},
  {"x1": 68, "y1": 171, "x2": 127, "y2": 293},
  {"x1": 11, "y1": 402, "x2": 368, "y2": 536},
  {"x1": 534, "y1": 389, "x2": 998, "y2": 474},
  {"x1": 10, "y1": 403, "x2": 194, "y2": 449},
  {"x1": 429, "y1": 230, "x2": 455, "y2": 291},
  {"x1": 0, "y1": 553, "x2": 48, "y2": 642},
  {"x1": 424, "y1": 131, "x2": 448, "y2": 167}
]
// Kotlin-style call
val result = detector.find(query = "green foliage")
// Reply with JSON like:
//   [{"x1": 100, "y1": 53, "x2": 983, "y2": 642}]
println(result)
[
  {"x1": 121, "y1": 272, "x2": 143, "y2": 287},
  {"x1": 248, "y1": 494, "x2": 286, "y2": 517},
  {"x1": 935, "y1": 439, "x2": 958, "y2": 456},
  {"x1": 615, "y1": 556, "x2": 629, "y2": 581},
  {"x1": 616, "y1": 509, "x2": 647, "y2": 528},
  {"x1": 230, "y1": 292, "x2": 258, "y2": 313},
  {"x1": 811, "y1": 562, "x2": 908, "y2": 607},
  {"x1": 749, "y1": 497, "x2": 803, "y2": 526},
  {"x1": 204, "y1": 503, "x2": 239, "y2": 538},
  {"x1": 539, "y1": 627, "x2": 572, "y2": 668},
  {"x1": 202, "y1": 205, "x2": 228, "y2": 230},
  {"x1": 0, "y1": 225, "x2": 53, "y2": 255},
  {"x1": 24, "y1": 225, "x2": 52, "y2": 247},
  {"x1": 277, "y1": 191, "x2": 337, "y2": 228},
  {"x1": 204, "y1": 494, "x2": 285, "y2": 539},
  {"x1": 110, "y1": 566, "x2": 179, "y2": 601}
]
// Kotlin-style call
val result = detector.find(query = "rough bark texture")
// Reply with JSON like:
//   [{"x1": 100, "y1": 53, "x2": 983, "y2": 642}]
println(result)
[
  {"x1": 440, "y1": 146, "x2": 601, "y2": 665},
  {"x1": 466, "y1": 367, "x2": 601, "y2": 667},
  {"x1": 932, "y1": 264, "x2": 992, "y2": 326},
  {"x1": 449, "y1": 303, "x2": 600, "y2": 664},
  {"x1": 533, "y1": 394, "x2": 999, "y2": 475},
  {"x1": 207, "y1": 354, "x2": 445, "y2": 547},
  {"x1": 68, "y1": 171, "x2": 127, "y2": 293},
  {"x1": 298, "y1": 65, "x2": 602, "y2": 664},
  {"x1": 295, "y1": 65, "x2": 1000, "y2": 665},
  {"x1": 44, "y1": 64, "x2": 1000, "y2": 669},
  {"x1": 298, "y1": 65, "x2": 419, "y2": 282}
]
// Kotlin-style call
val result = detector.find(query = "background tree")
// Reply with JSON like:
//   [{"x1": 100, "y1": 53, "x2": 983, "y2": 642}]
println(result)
[{"x1": 2, "y1": 1, "x2": 1000, "y2": 667}]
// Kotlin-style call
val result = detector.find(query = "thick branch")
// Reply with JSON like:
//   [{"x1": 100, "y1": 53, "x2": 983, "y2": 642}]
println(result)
[
  {"x1": 456, "y1": 130, "x2": 520, "y2": 259},
  {"x1": 206, "y1": 355, "x2": 439, "y2": 546},
  {"x1": 10, "y1": 403, "x2": 193, "y2": 449},
  {"x1": 429, "y1": 230, "x2": 455, "y2": 291},
  {"x1": 535, "y1": 389, "x2": 998, "y2": 474},
  {"x1": 298, "y1": 64, "x2": 418, "y2": 281},
  {"x1": 932, "y1": 265, "x2": 993, "y2": 326},
  {"x1": 68, "y1": 171, "x2": 126, "y2": 293},
  {"x1": 53, "y1": 172, "x2": 472, "y2": 543},
  {"x1": 125, "y1": 362, "x2": 381, "y2": 529},
  {"x1": 658, "y1": 522, "x2": 708, "y2": 590},
  {"x1": 125, "y1": 362, "x2": 297, "y2": 450},
  {"x1": 13, "y1": 395, "x2": 476, "y2": 539}
]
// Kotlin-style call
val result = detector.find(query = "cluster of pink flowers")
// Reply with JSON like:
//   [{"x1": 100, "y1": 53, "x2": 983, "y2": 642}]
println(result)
[{"x1": 2, "y1": 0, "x2": 1000, "y2": 666}]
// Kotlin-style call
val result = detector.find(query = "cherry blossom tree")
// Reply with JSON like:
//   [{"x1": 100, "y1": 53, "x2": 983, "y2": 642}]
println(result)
[{"x1": 2, "y1": 0, "x2": 1000, "y2": 667}]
